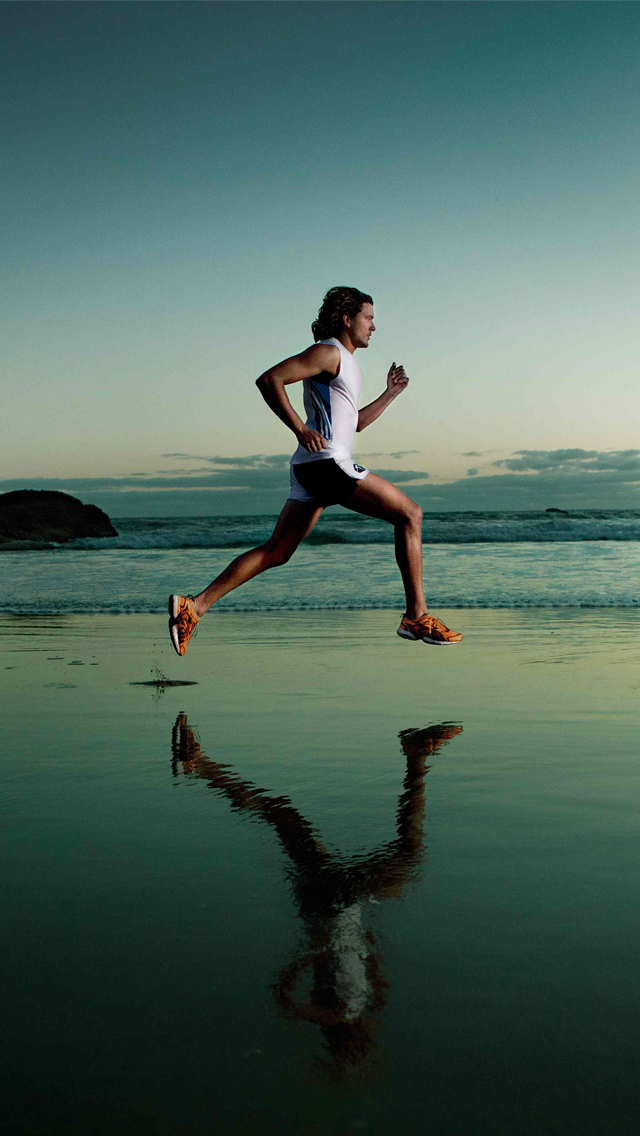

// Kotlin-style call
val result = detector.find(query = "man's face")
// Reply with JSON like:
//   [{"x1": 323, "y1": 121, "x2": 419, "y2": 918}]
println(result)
[{"x1": 345, "y1": 302, "x2": 375, "y2": 348}]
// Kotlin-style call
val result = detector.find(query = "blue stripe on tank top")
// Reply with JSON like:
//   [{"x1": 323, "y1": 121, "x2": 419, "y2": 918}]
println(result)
[{"x1": 309, "y1": 379, "x2": 333, "y2": 440}]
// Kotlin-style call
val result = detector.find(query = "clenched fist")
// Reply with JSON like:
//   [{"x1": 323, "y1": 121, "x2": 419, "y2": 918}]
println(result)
[{"x1": 387, "y1": 362, "x2": 409, "y2": 397}]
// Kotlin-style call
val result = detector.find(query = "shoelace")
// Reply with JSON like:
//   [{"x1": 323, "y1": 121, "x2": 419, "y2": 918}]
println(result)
[
  {"x1": 412, "y1": 613, "x2": 450, "y2": 634},
  {"x1": 426, "y1": 615, "x2": 448, "y2": 631}
]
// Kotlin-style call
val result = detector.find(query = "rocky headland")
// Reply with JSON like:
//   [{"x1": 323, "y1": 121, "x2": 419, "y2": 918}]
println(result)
[{"x1": 0, "y1": 490, "x2": 117, "y2": 546}]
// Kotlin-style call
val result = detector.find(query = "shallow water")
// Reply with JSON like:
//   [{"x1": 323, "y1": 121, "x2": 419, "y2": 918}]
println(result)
[
  {"x1": 3, "y1": 538, "x2": 640, "y2": 611},
  {"x1": 2, "y1": 610, "x2": 640, "y2": 1134}
]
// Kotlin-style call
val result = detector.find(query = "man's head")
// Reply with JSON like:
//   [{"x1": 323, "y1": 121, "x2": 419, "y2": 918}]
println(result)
[{"x1": 312, "y1": 286, "x2": 375, "y2": 349}]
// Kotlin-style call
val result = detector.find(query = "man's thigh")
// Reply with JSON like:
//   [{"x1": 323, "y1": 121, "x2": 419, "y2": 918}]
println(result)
[
  {"x1": 265, "y1": 499, "x2": 324, "y2": 553},
  {"x1": 341, "y1": 472, "x2": 418, "y2": 524}
]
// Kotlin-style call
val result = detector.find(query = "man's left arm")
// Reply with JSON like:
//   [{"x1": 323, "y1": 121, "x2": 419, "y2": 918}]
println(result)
[{"x1": 356, "y1": 363, "x2": 409, "y2": 432}]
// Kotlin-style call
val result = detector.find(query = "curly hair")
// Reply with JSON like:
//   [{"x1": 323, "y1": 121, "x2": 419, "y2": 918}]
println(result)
[{"x1": 311, "y1": 286, "x2": 373, "y2": 342}]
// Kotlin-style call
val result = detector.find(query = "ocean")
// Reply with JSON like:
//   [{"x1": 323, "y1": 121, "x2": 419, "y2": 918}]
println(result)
[{"x1": 2, "y1": 509, "x2": 640, "y2": 613}]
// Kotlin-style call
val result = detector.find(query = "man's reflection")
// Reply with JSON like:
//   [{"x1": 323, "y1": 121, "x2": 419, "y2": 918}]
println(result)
[{"x1": 170, "y1": 715, "x2": 462, "y2": 1074}]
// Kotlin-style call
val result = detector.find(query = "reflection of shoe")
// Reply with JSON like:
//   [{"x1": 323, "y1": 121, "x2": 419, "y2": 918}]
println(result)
[
  {"x1": 399, "y1": 723, "x2": 462, "y2": 759},
  {"x1": 168, "y1": 594, "x2": 200, "y2": 656},
  {"x1": 171, "y1": 713, "x2": 201, "y2": 774},
  {"x1": 397, "y1": 612, "x2": 463, "y2": 645}
]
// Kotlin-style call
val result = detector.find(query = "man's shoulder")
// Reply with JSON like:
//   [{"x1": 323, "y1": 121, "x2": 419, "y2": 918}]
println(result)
[
  {"x1": 303, "y1": 339, "x2": 340, "y2": 357},
  {"x1": 298, "y1": 341, "x2": 341, "y2": 376}
]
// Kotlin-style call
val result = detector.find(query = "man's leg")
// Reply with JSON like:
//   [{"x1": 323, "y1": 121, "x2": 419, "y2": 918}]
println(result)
[
  {"x1": 342, "y1": 474, "x2": 462, "y2": 643},
  {"x1": 192, "y1": 499, "x2": 323, "y2": 617},
  {"x1": 169, "y1": 500, "x2": 323, "y2": 655},
  {"x1": 342, "y1": 473, "x2": 426, "y2": 619},
  {"x1": 171, "y1": 714, "x2": 331, "y2": 873}
]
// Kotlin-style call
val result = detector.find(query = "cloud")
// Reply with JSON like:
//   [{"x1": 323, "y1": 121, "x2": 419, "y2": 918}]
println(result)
[
  {"x1": 161, "y1": 453, "x2": 206, "y2": 460},
  {"x1": 370, "y1": 469, "x2": 429, "y2": 483},
  {"x1": 492, "y1": 448, "x2": 598, "y2": 472},
  {"x1": 462, "y1": 451, "x2": 483, "y2": 457},
  {"x1": 0, "y1": 464, "x2": 431, "y2": 496},
  {"x1": 491, "y1": 449, "x2": 640, "y2": 475},
  {"x1": 155, "y1": 467, "x2": 217, "y2": 475},
  {"x1": 0, "y1": 470, "x2": 292, "y2": 493},
  {"x1": 360, "y1": 449, "x2": 421, "y2": 459},
  {"x1": 6, "y1": 447, "x2": 640, "y2": 516},
  {"x1": 161, "y1": 452, "x2": 290, "y2": 469},
  {"x1": 204, "y1": 454, "x2": 291, "y2": 469},
  {"x1": 409, "y1": 467, "x2": 640, "y2": 511}
]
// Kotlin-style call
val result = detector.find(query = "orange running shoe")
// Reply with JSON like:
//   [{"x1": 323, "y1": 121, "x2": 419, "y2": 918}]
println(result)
[
  {"x1": 397, "y1": 611, "x2": 463, "y2": 645},
  {"x1": 168, "y1": 594, "x2": 200, "y2": 656}
]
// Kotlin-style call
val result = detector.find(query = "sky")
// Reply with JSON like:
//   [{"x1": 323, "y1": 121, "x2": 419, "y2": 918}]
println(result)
[{"x1": 3, "y1": 1, "x2": 640, "y2": 516}]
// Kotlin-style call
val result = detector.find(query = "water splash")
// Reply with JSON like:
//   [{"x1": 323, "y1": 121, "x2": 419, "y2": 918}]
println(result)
[{"x1": 130, "y1": 663, "x2": 198, "y2": 695}]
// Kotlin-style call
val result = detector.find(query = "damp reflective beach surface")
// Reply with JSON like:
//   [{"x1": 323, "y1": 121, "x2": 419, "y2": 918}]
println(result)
[{"x1": 2, "y1": 610, "x2": 640, "y2": 1135}]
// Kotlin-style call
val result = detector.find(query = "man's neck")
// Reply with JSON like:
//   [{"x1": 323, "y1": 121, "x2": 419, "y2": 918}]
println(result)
[{"x1": 335, "y1": 331, "x2": 357, "y2": 355}]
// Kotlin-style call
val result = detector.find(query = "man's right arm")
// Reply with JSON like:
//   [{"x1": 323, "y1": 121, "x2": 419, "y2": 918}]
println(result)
[{"x1": 255, "y1": 343, "x2": 339, "y2": 454}]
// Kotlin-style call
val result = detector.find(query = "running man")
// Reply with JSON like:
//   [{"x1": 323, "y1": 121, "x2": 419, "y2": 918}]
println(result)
[{"x1": 169, "y1": 286, "x2": 462, "y2": 654}]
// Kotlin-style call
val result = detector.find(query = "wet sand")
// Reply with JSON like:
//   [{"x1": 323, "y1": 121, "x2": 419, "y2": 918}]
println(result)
[{"x1": 2, "y1": 609, "x2": 640, "y2": 1135}]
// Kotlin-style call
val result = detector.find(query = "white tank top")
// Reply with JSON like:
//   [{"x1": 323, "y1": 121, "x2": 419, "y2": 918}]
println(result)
[{"x1": 290, "y1": 338, "x2": 366, "y2": 476}]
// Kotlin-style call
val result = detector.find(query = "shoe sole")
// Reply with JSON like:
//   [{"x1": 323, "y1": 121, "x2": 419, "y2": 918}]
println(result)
[
  {"x1": 397, "y1": 628, "x2": 461, "y2": 646},
  {"x1": 168, "y1": 594, "x2": 182, "y2": 655}
]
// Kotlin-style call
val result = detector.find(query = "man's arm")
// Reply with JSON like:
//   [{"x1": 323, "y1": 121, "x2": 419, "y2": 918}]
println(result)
[
  {"x1": 256, "y1": 343, "x2": 340, "y2": 454},
  {"x1": 357, "y1": 362, "x2": 409, "y2": 432}
]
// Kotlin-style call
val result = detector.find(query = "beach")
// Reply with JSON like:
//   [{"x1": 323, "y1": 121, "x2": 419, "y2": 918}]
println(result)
[
  {"x1": 3, "y1": 607, "x2": 640, "y2": 1134},
  {"x1": 7, "y1": 0, "x2": 640, "y2": 1129}
]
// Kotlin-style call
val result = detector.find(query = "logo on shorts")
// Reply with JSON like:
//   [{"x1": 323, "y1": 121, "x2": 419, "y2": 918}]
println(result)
[{"x1": 353, "y1": 464, "x2": 365, "y2": 473}]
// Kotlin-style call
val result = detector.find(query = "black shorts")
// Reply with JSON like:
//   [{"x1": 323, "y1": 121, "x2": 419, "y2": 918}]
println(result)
[{"x1": 291, "y1": 458, "x2": 364, "y2": 507}]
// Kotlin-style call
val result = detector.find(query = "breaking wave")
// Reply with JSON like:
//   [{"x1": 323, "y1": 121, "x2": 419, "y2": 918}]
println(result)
[{"x1": 5, "y1": 510, "x2": 640, "y2": 552}]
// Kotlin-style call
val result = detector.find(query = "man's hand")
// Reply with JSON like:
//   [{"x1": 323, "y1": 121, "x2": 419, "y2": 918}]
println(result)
[
  {"x1": 356, "y1": 362, "x2": 409, "y2": 431},
  {"x1": 296, "y1": 426, "x2": 328, "y2": 453},
  {"x1": 387, "y1": 362, "x2": 409, "y2": 398}
]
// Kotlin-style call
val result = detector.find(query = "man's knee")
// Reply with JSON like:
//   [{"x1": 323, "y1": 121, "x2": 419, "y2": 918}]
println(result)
[
  {"x1": 403, "y1": 500, "x2": 422, "y2": 528},
  {"x1": 262, "y1": 542, "x2": 293, "y2": 567}
]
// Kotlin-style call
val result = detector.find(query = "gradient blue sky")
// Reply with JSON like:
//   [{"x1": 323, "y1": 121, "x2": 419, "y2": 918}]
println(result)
[{"x1": 4, "y1": 2, "x2": 640, "y2": 514}]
